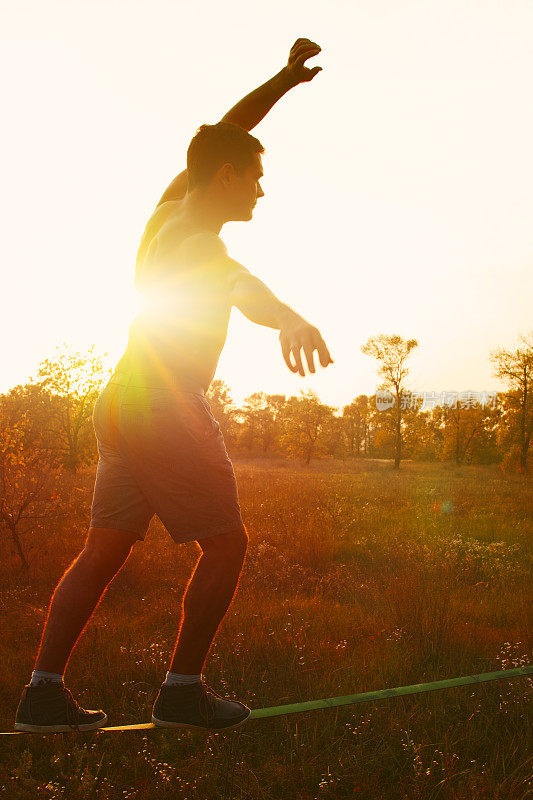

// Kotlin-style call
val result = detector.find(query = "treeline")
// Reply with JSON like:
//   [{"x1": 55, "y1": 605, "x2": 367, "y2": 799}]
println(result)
[
  {"x1": 209, "y1": 385, "x2": 526, "y2": 470},
  {"x1": 0, "y1": 335, "x2": 531, "y2": 567},
  {"x1": 213, "y1": 331, "x2": 532, "y2": 472}
]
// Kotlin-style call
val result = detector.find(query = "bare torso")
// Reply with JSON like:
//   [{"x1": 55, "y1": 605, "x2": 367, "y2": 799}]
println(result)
[
  {"x1": 115, "y1": 199, "x2": 232, "y2": 392},
  {"x1": 135, "y1": 199, "x2": 206, "y2": 288}
]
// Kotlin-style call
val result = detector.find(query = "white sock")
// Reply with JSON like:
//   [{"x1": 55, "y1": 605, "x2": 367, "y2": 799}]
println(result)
[
  {"x1": 164, "y1": 671, "x2": 202, "y2": 686},
  {"x1": 30, "y1": 670, "x2": 64, "y2": 687}
]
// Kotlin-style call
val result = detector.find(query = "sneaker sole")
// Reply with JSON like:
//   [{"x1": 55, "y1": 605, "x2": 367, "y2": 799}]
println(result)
[
  {"x1": 151, "y1": 708, "x2": 251, "y2": 731},
  {"x1": 14, "y1": 713, "x2": 108, "y2": 733}
]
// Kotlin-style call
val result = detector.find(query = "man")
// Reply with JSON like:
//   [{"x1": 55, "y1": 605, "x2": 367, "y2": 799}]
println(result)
[{"x1": 15, "y1": 37, "x2": 333, "y2": 733}]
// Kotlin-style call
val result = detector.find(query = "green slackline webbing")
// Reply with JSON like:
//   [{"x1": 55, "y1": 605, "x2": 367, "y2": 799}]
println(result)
[{"x1": 3, "y1": 665, "x2": 531, "y2": 735}]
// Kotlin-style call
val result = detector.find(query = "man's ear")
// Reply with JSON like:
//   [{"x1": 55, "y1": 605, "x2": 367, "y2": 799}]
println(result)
[{"x1": 218, "y1": 162, "x2": 238, "y2": 187}]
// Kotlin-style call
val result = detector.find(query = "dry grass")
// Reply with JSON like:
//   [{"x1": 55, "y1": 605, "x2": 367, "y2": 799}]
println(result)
[{"x1": 0, "y1": 458, "x2": 531, "y2": 799}]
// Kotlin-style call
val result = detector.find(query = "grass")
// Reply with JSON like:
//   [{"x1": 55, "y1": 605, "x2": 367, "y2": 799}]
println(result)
[{"x1": 0, "y1": 458, "x2": 531, "y2": 799}]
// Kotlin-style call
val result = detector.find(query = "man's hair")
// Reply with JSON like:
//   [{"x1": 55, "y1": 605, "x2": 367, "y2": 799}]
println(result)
[{"x1": 186, "y1": 121, "x2": 264, "y2": 192}]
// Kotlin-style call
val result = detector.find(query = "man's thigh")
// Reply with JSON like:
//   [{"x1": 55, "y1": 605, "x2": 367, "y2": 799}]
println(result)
[
  {"x1": 85, "y1": 526, "x2": 140, "y2": 555},
  {"x1": 115, "y1": 389, "x2": 246, "y2": 546},
  {"x1": 90, "y1": 382, "x2": 155, "y2": 542},
  {"x1": 197, "y1": 525, "x2": 249, "y2": 554}
]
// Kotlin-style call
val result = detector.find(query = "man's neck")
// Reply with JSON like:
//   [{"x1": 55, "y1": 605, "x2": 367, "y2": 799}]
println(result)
[{"x1": 182, "y1": 190, "x2": 225, "y2": 235}]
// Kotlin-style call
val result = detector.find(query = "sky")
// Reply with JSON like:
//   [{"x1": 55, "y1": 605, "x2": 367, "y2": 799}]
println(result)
[{"x1": 1, "y1": 0, "x2": 532, "y2": 411}]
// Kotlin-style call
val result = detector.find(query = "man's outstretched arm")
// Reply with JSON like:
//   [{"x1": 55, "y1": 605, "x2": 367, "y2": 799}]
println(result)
[
  {"x1": 227, "y1": 259, "x2": 333, "y2": 377},
  {"x1": 219, "y1": 37, "x2": 322, "y2": 130},
  {"x1": 155, "y1": 38, "x2": 322, "y2": 207}
]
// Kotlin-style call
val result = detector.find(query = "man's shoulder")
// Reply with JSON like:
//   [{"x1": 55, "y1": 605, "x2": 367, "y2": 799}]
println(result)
[
  {"x1": 157, "y1": 222, "x2": 228, "y2": 260},
  {"x1": 172, "y1": 229, "x2": 229, "y2": 266},
  {"x1": 179, "y1": 230, "x2": 228, "y2": 258}
]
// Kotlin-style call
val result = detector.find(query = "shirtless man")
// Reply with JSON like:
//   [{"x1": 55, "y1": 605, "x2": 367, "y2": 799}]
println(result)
[{"x1": 15, "y1": 38, "x2": 333, "y2": 733}]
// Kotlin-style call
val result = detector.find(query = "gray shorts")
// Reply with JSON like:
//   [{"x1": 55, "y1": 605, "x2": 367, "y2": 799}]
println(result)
[{"x1": 90, "y1": 374, "x2": 245, "y2": 544}]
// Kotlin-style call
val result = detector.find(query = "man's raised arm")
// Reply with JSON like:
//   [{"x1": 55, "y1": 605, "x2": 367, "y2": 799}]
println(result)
[
  {"x1": 155, "y1": 38, "x2": 322, "y2": 208},
  {"x1": 227, "y1": 259, "x2": 333, "y2": 377}
]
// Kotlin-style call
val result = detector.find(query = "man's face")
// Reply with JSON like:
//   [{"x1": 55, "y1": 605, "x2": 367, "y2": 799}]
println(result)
[{"x1": 220, "y1": 153, "x2": 264, "y2": 221}]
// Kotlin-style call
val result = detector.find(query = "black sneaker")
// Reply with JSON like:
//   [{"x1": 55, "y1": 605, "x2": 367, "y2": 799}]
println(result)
[
  {"x1": 151, "y1": 678, "x2": 251, "y2": 731},
  {"x1": 14, "y1": 682, "x2": 108, "y2": 733}
]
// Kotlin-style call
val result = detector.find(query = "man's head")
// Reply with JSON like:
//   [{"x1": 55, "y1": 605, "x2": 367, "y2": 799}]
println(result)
[{"x1": 186, "y1": 122, "x2": 265, "y2": 222}]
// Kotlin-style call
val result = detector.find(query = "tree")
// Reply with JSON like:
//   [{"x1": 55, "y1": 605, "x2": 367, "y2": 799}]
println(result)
[
  {"x1": 366, "y1": 393, "x2": 396, "y2": 459},
  {"x1": 206, "y1": 378, "x2": 240, "y2": 444},
  {"x1": 279, "y1": 390, "x2": 335, "y2": 464},
  {"x1": 361, "y1": 335, "x2": 418, "y2": 468},
  {"x1": 236, "y1": 392, "x2": 287, "y2": 455},
  {"x1": 262, "y1": 394, "x2": 287, "y2": 454},
  {"x1": 490, "y1": 332, "x2": 533, "y2": 472},
  {"x1": 34, "y1": 343, "x2": 111, "y2": 472},
  {"x1": 432, "y1": 400, "x2": 501, "y2": 465},
  {"x1": 342, "y1": 395, "x2": 370, "y2": 457},
  {"x1": 0, "y1": 398, "x2": 62, "y2": 568},
  {"x1": 321, "y1": 411, "x2": 346, "y2": 459},
  {"x1": 239, "y1": 392, "x2": 265, "y2": 454},
  {"x1": 0, "y1": 382, "x2": 59, "y2": 456},
  {"x1": 405, "y1": 407, "x2": 443, "y2": 462}
]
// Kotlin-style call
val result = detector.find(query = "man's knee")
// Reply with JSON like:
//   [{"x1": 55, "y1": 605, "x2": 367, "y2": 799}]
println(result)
[{"x1": 198, "y1": 525, "x2": 248, "y2": 557}]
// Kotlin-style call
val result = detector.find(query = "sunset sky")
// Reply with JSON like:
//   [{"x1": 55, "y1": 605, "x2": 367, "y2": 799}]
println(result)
[{"x1": 2, "y1": 0, "x2": 532, "y2": 411}]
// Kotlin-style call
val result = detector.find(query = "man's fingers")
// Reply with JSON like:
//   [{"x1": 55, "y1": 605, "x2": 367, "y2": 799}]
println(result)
[
  {"x1": 291, "y1": 38, "x2": 306, "y2": 51},
  {"x1": 281, "y1": 338, "x2": 298, "y2": 373},
  {"x1": 291, "y1": 38, "x2": 318, "y2": 53},
  {"x1": 302, "y1": 340, "x2": 316, "y2": 374},
  {"x1": 281, "y1": 327, "x2": 333, "y2": 376},
  {"x1": 290, "y1": 41, "x2": 321, "y2": 63},
  {"x1": 314, "y1": 335, "x2": 333, "y2": 367},
  {"x1": 306, "y1": 67, "x2": 323, "y2": 81},
  {"x1": 293, "y1": 46, "x2": 321, "y2": 68},
  {"x1": 291, "y1": 345, "x2": 305, "y2": 377},
  {"x1": 318, "y1": 342, "x2": 333, "y2": 367},
  {"x1": 293, "y1": 41, "x2": 320, "y2": 56}
]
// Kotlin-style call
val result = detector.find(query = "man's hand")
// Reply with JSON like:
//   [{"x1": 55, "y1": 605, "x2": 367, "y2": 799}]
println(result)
[
  {"x1": 279, "y1": 310, "x2": 333, "y2": 376},
  {"x1": 285, "y1": 38, "x2": 323, "y2": 86}
]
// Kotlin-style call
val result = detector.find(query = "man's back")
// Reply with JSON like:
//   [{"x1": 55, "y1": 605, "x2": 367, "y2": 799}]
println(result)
[{"x1": 115, "y1": 200, "x2": 233, "y2": 392}]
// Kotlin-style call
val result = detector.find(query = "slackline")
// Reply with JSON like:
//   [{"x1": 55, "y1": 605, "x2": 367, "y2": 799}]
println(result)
[{"x1": 3, "y1": 665, "x2": 531, "y2": 735}]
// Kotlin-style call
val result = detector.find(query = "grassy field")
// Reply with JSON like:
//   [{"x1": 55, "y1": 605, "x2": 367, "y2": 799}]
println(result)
[{"x1": 0, "y1": 458, "x2": 531, "y2": 800}]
